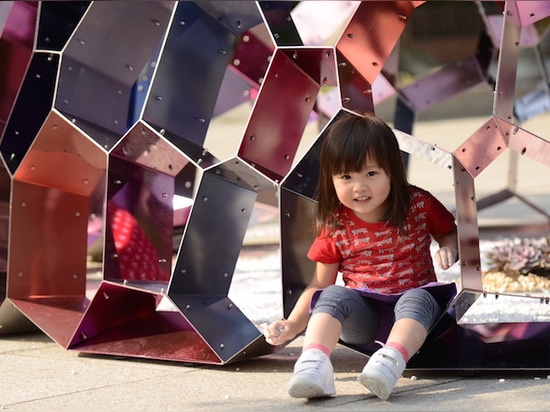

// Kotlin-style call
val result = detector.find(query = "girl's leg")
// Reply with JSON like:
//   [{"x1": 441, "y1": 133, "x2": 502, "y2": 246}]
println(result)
[
  {"x1": 302, "y1": 285, "x2": 380, "y2": 355},
  {"x1": 289, "y1": 285, "x2": 379, "y2": 399},
  {"x1": 358, "y1": 288, "x2": 442, "y2": 400}
]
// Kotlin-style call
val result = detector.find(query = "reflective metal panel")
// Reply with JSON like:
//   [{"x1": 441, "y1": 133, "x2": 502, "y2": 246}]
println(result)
[
  {"x1": 400, "y1": 57, "x2": 486, "y2": 112},
  {"x1": 143, "y1": 1, "x2": 235, "y2": 147},
  {"x1": 0, "y1": 1, "x2": 36, "y2": 137},
  {"x1": 238, "y1": 50, "x2": 320, "y2": 180},
  {"x1": 171, "y1": 158, "x2": 273, "y2": 296},
  {"x1": 1, "y1": 52, "x2": 59, "y2": 173},
  {"x1": 336, "y1": 1, "x2": 415, "y2": 85},
  {"x1": 492, "y1": 3, "x2": 520, "y2": 121},
  {"x1": 336, "y1": 50, "x2": 375, "y2": 115},
  {"x1": 454, "y1": 117, "x2": 507, "y2": 178},
  {"x1": 452, "y1": 156, "x2": 483, "y2": 292},
  {"x1": 36, "y1": 1, "x2": 89, "y2": 51},
  {"x1": 8, "y1": 111, "x2": 106, "y2": 344}
]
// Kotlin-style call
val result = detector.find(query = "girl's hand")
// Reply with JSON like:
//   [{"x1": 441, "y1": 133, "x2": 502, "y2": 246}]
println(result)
[
  {"x1": 263, "y1": 319, "x2": 299, "y2": 346},
  {"x1": 435, "y1": 246, "x2": 458, "y2": 270}
]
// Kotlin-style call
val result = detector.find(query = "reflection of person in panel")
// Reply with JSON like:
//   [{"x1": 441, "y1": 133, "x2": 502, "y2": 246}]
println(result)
[{"x1": 264, "y1": 112, "x2": 458, "y2": 400}]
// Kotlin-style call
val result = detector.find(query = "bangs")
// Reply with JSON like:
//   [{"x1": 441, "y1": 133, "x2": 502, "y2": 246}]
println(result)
[{"x1": 326, "y1": 136, "x2": 380, "y2": 175}]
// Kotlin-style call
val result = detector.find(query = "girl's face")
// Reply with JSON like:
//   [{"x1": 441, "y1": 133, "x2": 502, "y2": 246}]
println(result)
[{"x1": 331, "y1": 156, "x2": 391, "y2": 223}]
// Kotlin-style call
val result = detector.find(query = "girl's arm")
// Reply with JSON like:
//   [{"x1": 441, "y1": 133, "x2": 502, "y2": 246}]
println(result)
[
  {"x1": 264, "y1": 261, "x2": 339, "y2": 346},
  {"x1": 432, "y1": 226, "x2": 459, "y2": 270}
]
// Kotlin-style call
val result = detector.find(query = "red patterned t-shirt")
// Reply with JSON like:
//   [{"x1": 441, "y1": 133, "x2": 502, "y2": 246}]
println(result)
[{"x1": 307, "y1": 186, "x2": 456, "y2": 294}]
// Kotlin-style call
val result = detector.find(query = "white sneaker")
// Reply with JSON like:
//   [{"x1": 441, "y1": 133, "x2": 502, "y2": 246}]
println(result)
[
  {"x1": 288, "y1": 349, "x2": 336, "y2": 398},
  {"x1": 357, "y1": 346, "x2": 406, "y2": 400}
]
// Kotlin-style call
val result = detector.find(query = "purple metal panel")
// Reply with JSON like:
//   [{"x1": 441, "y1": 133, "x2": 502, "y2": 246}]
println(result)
[
  {"x1": 336, "y1": 1, "x2": 416, "y2": 85},
  {"x1": 399, "y1": 57, "x2": 486, "y2": 112},
  {"x1": 1, "y1": 52, "x2": 60, "y2": 173},
  {"x1": 143, "y1": 1, "x2": 236, "y2": 149},
  {"x1": 196, "y1": 0, "x2": 263, "y2": 35},
  {"x1": 212, "y1": 65, "x2": 255, "y2": 118},
  {"x1": 171, "y1": 158, "x2": 273, "y2": 296},
  {"x1": 36, "y1": 1, "x2": 89, "y2": 51},
  {"x1": 280, "y1": 186, "x2": 317, "y2": 318},
  {"x1": 55, "y1": 1, "x2": 172, "y2": 141},
  {"x1": 238, "y1": 50, "x2": 320, "y2": 180},
  {"x1": 0, "y1": 1, "x2": 36, "y2": 137},
  {"x1": 62, "y1": 1, "x2": 173, "y2": 89},
  {"x1": 73, "y1": 308, "x2": 222, "y2": 364},
  {"x1": 258, "y1": 0, "x2": 302, "y2": 46},
  {"x1": 70, "y1": 282, "x2": 229, "y2": 364}
]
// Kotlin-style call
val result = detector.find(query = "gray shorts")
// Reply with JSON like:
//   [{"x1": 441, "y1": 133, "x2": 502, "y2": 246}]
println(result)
[{"x1": 311, "y1": 284, "x2": 443, "y2": 348}]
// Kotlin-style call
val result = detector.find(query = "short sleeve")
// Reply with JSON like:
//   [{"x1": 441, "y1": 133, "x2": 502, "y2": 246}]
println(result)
[{"x1": 307, "y1": 230, "x2": 342, "y2": 264}]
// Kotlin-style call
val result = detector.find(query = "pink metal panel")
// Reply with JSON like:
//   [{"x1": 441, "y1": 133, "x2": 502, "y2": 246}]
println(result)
[
  {"x1": 336, "y1": 50, "x2": 375, "y2": 116},
  {"x1": 506, "y1": 0, "x2": 550, "y2": 27},
  {"x1": 493, "y1": 3, "x2": 521, "y2": 121},
  {"x1": 451, "y1": 156, "x2": 483, "y2": 293},
  {"x1": 230, "y1": 28, "x2": 274, "y2": 86},
  {"x1": 105, "y1": 122, "x2": 191, "y2": 285},
  {"x1": 10, "y1": 296, "x2": 89, "y2": 347},
  {"x1": 495, "y1": 118, "x2": 550, "y2": 168},
  {"x1": 336, "y1": 1, "x2": 415, "y2": 85},
  {"x1": 14, "y1": 112, "x2": 105, "y2": 195},
  {"x1": 454, "y1": 117, "x2": 508, "y2": 178},
  {"x1": 8, "y1": 111, "x2": 106, "y2": 344},
  {"x1": 107, "y1": 124, "x2": 192, "y2": 283},
  {"x1": 238, "y1": 49, "x2": 320, "y2": 180}
]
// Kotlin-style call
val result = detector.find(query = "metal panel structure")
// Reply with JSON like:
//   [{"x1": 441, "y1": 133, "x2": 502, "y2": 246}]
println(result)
[{"x1": 0, "y1": 1, "x2": 549, "y2": 368}]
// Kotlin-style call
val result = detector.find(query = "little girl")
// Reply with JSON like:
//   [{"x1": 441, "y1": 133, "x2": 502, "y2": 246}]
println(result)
[{"x1": 264, "y1": 111, "x2": 458, "y2": 400}]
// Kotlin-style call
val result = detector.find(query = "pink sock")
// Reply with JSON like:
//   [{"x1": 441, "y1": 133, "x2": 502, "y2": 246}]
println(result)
[
  {"x1": 385, "y1": 341, "x2": 410, "y2": 363},
  {"x1": 303, "y1": 343, "x2": 331, "y2": 357}
]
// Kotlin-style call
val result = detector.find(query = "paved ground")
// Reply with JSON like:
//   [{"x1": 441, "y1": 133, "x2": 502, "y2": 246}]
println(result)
[{"x1": 1, "y1": 332, "x2": 549, "y2": 411}]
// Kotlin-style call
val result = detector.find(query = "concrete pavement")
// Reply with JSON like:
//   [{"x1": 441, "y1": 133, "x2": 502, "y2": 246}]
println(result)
[{"x1": 1, "y1": 332, "x2": 549, "y2": 411}]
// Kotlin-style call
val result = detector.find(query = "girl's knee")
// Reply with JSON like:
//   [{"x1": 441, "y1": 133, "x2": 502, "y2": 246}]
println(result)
[{"x1": 394, "y1": 288, "x2": 440, "y2": 329}]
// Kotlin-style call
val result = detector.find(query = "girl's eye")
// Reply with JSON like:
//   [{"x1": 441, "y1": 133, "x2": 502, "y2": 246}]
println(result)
[
  {"x1": 341, "y1": 174, "x2": 351, "y2": 180},
  {"x1": 366, "y1": 171, "x2": 377, "y2": 177}
]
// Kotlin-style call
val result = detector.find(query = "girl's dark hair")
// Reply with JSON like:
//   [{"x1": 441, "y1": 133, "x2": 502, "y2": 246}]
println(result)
[{"x1": 315, "y1": 112, "x2": 411, "y2": 235}]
